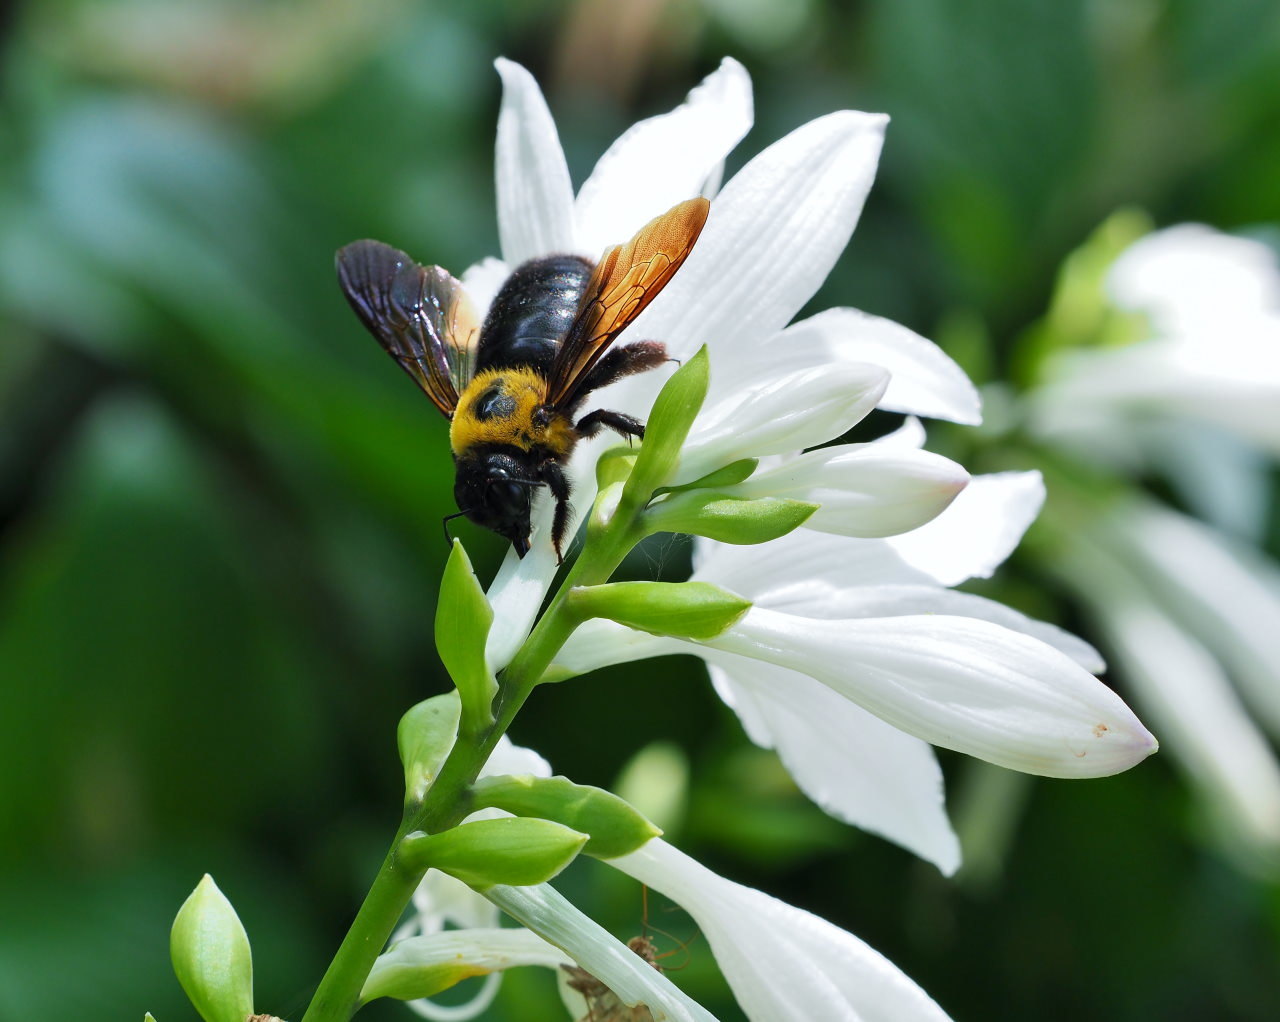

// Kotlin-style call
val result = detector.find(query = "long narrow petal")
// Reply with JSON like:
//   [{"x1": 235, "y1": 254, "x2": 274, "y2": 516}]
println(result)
[
  {"x1": 732, "y1": 446, "x2": 968, "y2": 538},
  {"x1": 574, "y1": 58, "x2": 753, "y2": 257},
  {"x1": 1098, "y1": 597, "x2": 1280, "y2": 853},
  {"x1": 493, "y1": 59, "x2": 575, "y2": 266},
  {"x1": 629, "y1": 110, "x2": 889, "y2": 363},
  {"x1": 485, "y1": 883, "x2": 718, "y2": 1022},
  {"x1": 612, "y1": 840, "x2": 952, "y2": 1022},
  {"x1": 707, "y1": 656, "x2": 960, "y2": 874},
  {"x1": 774, "y1": 308, "x2": 982, "y2": 425},
  {"x1": 887, "y1": 471, "x2": 1046, "y2": 586},
  {"x1": 705, "y1": 608, "x2": 1156, "y2": 778},
  {"x1": 1113, "y1": 504, "x2": 1280, "y2": 735},
  {"x1": 679, "y1": 361, "x2": 889, "y2": 481}
]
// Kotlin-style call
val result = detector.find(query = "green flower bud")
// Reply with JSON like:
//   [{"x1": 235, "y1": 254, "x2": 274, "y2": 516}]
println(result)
[
  {"x1": 472, "y1": 774, "x2": 661, "y2": 859},
  {"x1": 435, "y1": 540, "x2": 498, "y2": 731},
  {"x1": 170, "y1": 875, "x2": 254, "y2": 1022},
  {"x1": 643, "y1": 491, "x2": 817, "y2": 545},
  {"x1": 624, "y1": 347, "x2": 710, "y2": 500},
  {"x1": 567, "y1": 580, "x2": 751, "y2": 640},
  {"x1": 399, "y1": 817, "x2": 588, "y2": 889},
  {"x1": 658, "y1": 457, "x2": 758, "y2": 495},
  {"x1": 398, "y1": 691, "x2": 462, "y2": 805}
]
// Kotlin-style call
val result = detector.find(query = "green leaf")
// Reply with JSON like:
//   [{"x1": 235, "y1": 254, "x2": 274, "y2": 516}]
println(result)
[
  {"x1": 471, "y1": 774, "x2": 661, "y2": 859},
  {"x1": 644, "y1": 491, "x2": 817, "y2": 545},
  {"x1": 656, "y1": 457, "x2": 758, "y2": 495},
  {"x1": 435, "y1": 540, "x2": 497, "y2": 730},
  {"x1": 568, "y1": 581, "x2": 751, "y2": 641},
  {"x1": 624, "y1": 347, "x2": 710, "y2": 501},
  {"x1": 398, "y1": 692, "x2": 461, "y2": 805},
  {"x1": 170, "y1": 875, "x2": 254, "y2": 1022},
  {"x1": 399, "y1": 818, "x2": 587, "y2": 889}
]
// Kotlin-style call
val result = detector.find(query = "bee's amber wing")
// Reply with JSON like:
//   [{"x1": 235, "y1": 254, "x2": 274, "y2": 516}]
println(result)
[
  {"x1": 336, "y1": 240, "x2": 481, "y2": 417},
  {"x1": 546, "y1": 197, "x2": 710, "y2": 409}
]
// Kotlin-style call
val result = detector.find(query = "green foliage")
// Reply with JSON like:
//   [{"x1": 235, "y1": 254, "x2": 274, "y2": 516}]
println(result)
[
  {"x1": 472, "y1": 774, "x2": 661, "y2": 859},
  {"x1": 399, "y1": 819, "x2": 587, "y2": 889},
  {"x1": 170, "y1": 876, "x2": 254, "y2": 1022},
  {"x1": 623, "y1": 347, "x2": 710, "y2": 501},
  {"x1": 435, "y1": 541, "x2": 498, "y2": 730}
]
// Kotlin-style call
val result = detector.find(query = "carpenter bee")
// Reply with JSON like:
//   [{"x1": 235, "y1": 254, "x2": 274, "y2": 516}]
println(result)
[{"x1": 336, "y1": 197, "x2": 710, "y2": 561}]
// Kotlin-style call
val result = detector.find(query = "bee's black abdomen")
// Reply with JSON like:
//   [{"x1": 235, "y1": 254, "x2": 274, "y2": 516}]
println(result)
[{"x1": 478, "y1": 255, "x2": 593, "y2": 374}]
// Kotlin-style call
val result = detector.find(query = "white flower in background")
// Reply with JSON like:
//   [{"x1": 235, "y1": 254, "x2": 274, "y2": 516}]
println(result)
[
  {"x1": 386, "y1": 739, "x2": 953, "y2": 1021},
  {"x1": 474, "y1": 58, "x2": 987, "y2": 671},
  {"x1": 557, "y1": 464, "x2": 1152, "y2": 874},
  {"x1": 1026, "y1": 224, "x2": 1280, "y2": 864}
]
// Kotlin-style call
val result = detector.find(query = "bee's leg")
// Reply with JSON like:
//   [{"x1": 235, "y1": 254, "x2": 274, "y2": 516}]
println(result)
[
  {"x1": 540, "y1": 460, "x2": 573, "y2": 564},
  {"x1": 575, "y1": 409, "x2": 645, "y2": 442},
  {"x1": 578, "y1": 341, "x2": 669, "y2": 396}
]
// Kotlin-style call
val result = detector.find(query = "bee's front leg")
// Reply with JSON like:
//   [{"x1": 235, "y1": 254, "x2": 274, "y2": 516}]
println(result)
[
  {"x1": 575, "y1": 409, "x2": 645, "y2": 442},
  {"x1": 540, "y1": 460, "x2": 573, "y2": 564}
]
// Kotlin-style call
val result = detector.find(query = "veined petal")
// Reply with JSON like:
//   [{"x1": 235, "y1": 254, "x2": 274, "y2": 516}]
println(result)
[
  {"x1": 731, "y1": 446, "x2": 968, "y2": 538},
  {"x1": 679, "y1": 361, "x2": 889, "y2": 482},
  {"x1": 493, "y1": 59, "x2": 575, "y2": 266},
  {"x1": 628, "y1": 110, "x2": 889, "y2": 363},
  {"x1": 704, "y1": 608, "x2": 1156, "y2": 778},
  {"x1": 707, "y1": 656, "x2": 960, "y2": 874},
  {"x1": 554, "y1": 617, "x2": 688, "y2": 678},
  {"x1": 779, "y1": 308, "x2": 982, "y2": 425},
  {"x1": 485, "y1": 883, "x2": 718, "y2": 1022},
  {"x1": 887, "y1": 471, "x2": 1046, "y2": 586},
  {"x1": 612, "y1": 840, "x2": 952, "y2": 1022},
  {"x1": 574, "y1": 57, "x2": 753, "y2": 257}
]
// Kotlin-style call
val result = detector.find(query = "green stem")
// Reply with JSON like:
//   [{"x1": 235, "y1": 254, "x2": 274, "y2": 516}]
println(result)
[{"x1": 301, "y1": 489, "x2": 648, "y2": 1022}]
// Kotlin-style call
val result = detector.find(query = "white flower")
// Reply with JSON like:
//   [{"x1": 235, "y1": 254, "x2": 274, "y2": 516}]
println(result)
[
  {"x1": 558, "y1": 468, "x2": 1153, "y2": 874},
  {"x1": 1024, "y1": 224, "x2": 1280, "y2": 863},
  {"x1": 393, "y1": 739, "x2": 950, "y2": 1022},
  {"x1": 1029, "y1": 226, "x2": 1280, "y2": 460},
  {"x1": 610, "y1": 838, "x2": 952, "y2": 1022},
  {"x1": 475, "y1": 58, "x2": 981, "y2": 672}
]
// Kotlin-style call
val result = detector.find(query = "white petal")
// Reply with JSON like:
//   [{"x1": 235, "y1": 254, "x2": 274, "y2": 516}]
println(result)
[
  {"x1": 493, "y1": 59, "x2": 575, "y2": 266},
  {"x1": 483, "y1": 531, "x2": 559, "y2": 673},
  {"x1": 629, "y1": 110, "x2": 889, "y2": 363},
  {"x1": 1113, "y1": 504, "x2": 1280, "y2": 736},
  {"x1": 410, "y1": 870, "x2": 500, "y2": 935},
  {"x1": 779, "y1": 308, "x2": 982, "y2": 425},
  {"x1": 733, "y1": 446, "x2": 968, "y2": 538},
  {"x1": 888, "y1": 471, "x2": 1046, "y2": 586},
  {"x1": 680, "y1": 361, "x2": 889, "y2": 481},
  {"x1": 554, "y1": 617, "x2": 685, "y2": 678},
  {"x1": 612, "y1": 840, "x2": 952, "y2": 1022},
  {"x1": 459, "y1": 257, "x2": 510, "y2": 320},
  {"x1": 707, "y1": 656, "x2": 960, "y2": 874},
  {"x1": 693, "y1": 528, "x2": 937, "y2": 592},
  {"x1": 1090, "y1": 593, "x2": 1280, "y2": 852},
  {"x1": 573, "y1": 57, "x2": 753, "y2": 257},
  {"x1": 485, "y1": 883, "x2": 718, "y2": 1022},
  {"x1": 706, "y1": 608, "x2": 1157, "y2": 778},
  {"x1": 873, "y1": 415, "x2": 927, "y2": 449},
  {"x1": 482, "y1": 735, "x2": 553, "y2": 779}
]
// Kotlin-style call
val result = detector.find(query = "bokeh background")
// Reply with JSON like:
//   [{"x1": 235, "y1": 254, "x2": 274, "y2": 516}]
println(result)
[{"x1": 3, "y1": 1, "x2": 1280, "y2": 1019}]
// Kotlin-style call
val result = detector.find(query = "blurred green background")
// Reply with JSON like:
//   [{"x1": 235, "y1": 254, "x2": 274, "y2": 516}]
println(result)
[{"x1": 3, "y1": 1, "x2": 1279, "y2": 1019}]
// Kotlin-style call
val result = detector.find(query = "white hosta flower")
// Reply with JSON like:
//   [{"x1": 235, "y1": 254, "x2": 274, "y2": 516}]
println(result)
[
  {"x1": 476, "y1": 59, "x2": 980, "y2": 671},
  {"x1": 611, "y1": 838, "x2": 952, "y2": 1022},
  {"x1": 558, "y1": 471, "x2": 1151, "y2": 874},
  {"x1": 1029, "y1": 226, "x2": 1280, "y2": 458}
]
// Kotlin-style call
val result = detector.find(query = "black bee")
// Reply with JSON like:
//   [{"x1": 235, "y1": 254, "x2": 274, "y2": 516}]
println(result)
[{"x1": 336, "y1": 197, "x2": 710, "y2": 560}]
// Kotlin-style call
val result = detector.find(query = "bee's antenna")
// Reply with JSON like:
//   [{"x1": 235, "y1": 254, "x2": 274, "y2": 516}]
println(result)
[{"x1": 442, "y1": 510, "x2": 472, "y2": 546}]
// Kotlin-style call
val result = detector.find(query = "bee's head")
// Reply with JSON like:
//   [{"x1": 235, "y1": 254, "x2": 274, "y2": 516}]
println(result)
[{"x1": 453, "y1": 450, "x2": 539, "y2": 557}]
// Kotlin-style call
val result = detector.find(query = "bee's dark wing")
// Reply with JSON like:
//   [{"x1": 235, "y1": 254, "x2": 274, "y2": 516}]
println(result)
[
  {"x1": 336, "y1": 240, "x2": 481, "y2": 417},
  {"x1": 545, "y1": 197, "x2": 710, "y2": 409}
]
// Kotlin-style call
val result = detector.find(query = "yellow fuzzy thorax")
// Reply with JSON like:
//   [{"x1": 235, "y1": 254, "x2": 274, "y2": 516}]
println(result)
[{"x1": 450, "y1": 367, "x2": 577, "y2": 458}]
